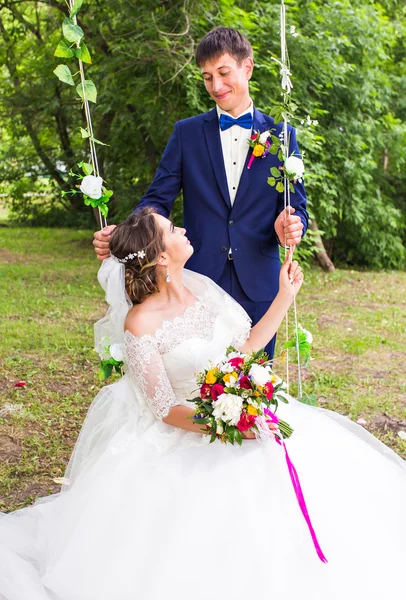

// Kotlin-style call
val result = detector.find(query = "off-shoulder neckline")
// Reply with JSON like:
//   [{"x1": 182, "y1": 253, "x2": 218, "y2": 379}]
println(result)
[{"x1": 124, "y1": 296, "x2": 206, "y2": 343}]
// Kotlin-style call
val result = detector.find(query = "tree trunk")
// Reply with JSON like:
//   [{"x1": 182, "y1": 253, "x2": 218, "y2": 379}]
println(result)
[{"x1": 310, "y1": 219, "x2": 336, "y2": 272}]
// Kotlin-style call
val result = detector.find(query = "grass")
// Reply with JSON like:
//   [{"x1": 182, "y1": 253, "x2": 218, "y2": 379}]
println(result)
[{"x1": 0, "y1": 227, "x2": 405, "y2": 512}]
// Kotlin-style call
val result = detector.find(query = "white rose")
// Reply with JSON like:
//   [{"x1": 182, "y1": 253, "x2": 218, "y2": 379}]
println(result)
[
  {"x1": 80, "y1": 175, "x2": 103, "y2": 199},
  {"x1": 284, "y1": 156, "x2": 305, "y2": 179},
  {"x1": 220, "y1": 363, "x2": 235, "y2": 374},
  {"x1": 216, "y1": 422, "x2": 224, "y2": 435},
  {"x1": 212, "y1": 393, "x2": 243, "y2": 426},
  {"x1": 248, "y1": 364, "x2": 271, "y2": 387},
  {"x1": 259, "y1": 130, "x2": 270, "y2": 144},
  {"x1": 226, "y1": 375, "x2": 238, "y2": 388},
  {"x1": 109, "y1": 343, "x2": 124, "y2": 362},
  {"x1": 227, "y1": 351, "x2": 245, "y2": 360}
]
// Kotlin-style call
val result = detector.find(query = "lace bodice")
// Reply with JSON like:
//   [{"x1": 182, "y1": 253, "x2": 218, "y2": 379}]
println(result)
[{"x1": 124, "y1": 273, "x2": 251, "y2": 421}]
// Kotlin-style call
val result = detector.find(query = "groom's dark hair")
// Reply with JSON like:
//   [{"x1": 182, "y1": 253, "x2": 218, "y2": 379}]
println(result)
[{"x1": 195, "y1": 27, "x2": 253, "y2": 67}]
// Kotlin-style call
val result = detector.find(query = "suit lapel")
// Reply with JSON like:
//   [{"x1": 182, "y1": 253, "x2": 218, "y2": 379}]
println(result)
[
  {"x1": 232, "y1": 107, "x2": 268, "y2": 211},
  {"x1": 203, "y1": 109, "x2": 231, "y2": 210}
]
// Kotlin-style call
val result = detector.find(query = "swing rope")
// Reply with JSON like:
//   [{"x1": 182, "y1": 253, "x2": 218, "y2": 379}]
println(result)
[
  {"x1": 69, "y1": 0, "x2": 107, "y2": 230},
  {"x1": 280, "y1": 0, "x2": 303, "y2": 400}
]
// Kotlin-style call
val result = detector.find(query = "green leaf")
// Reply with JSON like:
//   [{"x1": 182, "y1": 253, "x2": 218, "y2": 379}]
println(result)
[
  {"x1": 82, "y1": 162, "x2": 93, "y2": 176},
  {"x1": 234, "y1": 429, "x2": 243, "y2": 446},
  {"x1": 90, "y1": 135, "x2": 109, "y2": 146},
  {"x1": 270, "y1": 166, "x2": 280, "y2": 178},
  {"x1": 276, "y1": 181, "x2": 285, "y2": 193},
  {"x1": 75, "y1": 42, "x2": 92, "y2": 64},
  {"x1": 270, "y1": 145, "x2": 279, "y2": 155},
  {"x1": 278, "y1": 150, "x2": 284, "y2": 161},
  {"x1": 79, "y1": 127, "x2": 90, "y2": 138},
  {"x1": 99, "y1": 203, "x2": 109, "y2": 218},
  {"x1": 54, "y1": 40, "x2": 74, "y2": 58},
  {"x1": 271, "y1": 135, "x2": 281, "y2": 146},
  {"x1": 53, "y1": 64, "x2": 75, "y2": 86},
  {"x1": 70, "y1": 0, "x2": 84, "y2": 19},
  {"x1": 267, "y1": 177, "x2": 276, "y2": 186},
  {"x1": 193, "y1": 417, "x2": 211, "y2": 425},
  {"x1": 300, "y1": 394, "x2": 318, "y2": 406},
  {"x1": 76, "y1": 80, "x2": 97, "y2": 103},
  {"x1": 62, "y1": 17, "x2": 84, "y2": 44},
  {"x1": 98, "y1": 363, "x2": 113, "y2": 381},
  {"x1": 289, "y1": 181, "x2": 295, "y2": 193}
]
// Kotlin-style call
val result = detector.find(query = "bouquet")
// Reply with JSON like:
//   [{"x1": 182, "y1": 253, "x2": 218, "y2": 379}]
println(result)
[
  {"x1": 187, "y1": 345, "x2": 328, "y2": 564},
  {"x1": 187, "y1": 346, "x2": 293, "y2": 445}
]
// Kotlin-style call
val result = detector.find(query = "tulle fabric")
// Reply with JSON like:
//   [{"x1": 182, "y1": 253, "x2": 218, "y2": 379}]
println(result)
[{"x1": 0, "y1": 268, "x2": 405, "y2": 600}]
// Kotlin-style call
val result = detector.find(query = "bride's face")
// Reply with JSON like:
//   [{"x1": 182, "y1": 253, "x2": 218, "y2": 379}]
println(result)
[{"x1": 154, "y1": 214, "x2": 194, "y2": 265}]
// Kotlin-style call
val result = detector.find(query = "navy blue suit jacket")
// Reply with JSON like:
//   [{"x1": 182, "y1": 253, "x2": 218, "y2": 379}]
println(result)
[{"x1": 137, "y1": 106, "x2": 308, "y2": 303}]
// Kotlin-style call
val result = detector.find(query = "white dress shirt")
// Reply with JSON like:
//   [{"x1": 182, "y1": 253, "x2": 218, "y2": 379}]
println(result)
[{"x1": 216, "y1": 102, "x2": 254, "y2": 206}]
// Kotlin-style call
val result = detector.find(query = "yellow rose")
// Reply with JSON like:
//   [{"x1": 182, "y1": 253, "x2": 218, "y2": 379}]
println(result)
[
  {"x1": 223, "y1": 371, "x2": 238, "y2": 383},
  {"x1": 254, "y1": 391, "x2": 261, "y2": 397},
  {"x1": 253, "y1": 144, "x2": 265, "y2": 157},
  {"x1": 271, "y1": 375, "x2": 277, "y2": 384},
  {"x1": 247, "y1": 405, "x2": 258, "y2": 416},
  {"x1": 205, "y1": 370, "x2": 217, "y2": 384}
]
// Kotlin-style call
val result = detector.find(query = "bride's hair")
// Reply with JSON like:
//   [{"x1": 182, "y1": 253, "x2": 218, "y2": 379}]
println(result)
[{"x1": 110, "y1": 207, "x2": 166, "y2": 305}]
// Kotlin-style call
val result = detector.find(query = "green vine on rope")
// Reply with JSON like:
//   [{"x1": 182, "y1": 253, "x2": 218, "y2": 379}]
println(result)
[{"x1": 52, "y1": 0, "x2": 112, "y2": 223}]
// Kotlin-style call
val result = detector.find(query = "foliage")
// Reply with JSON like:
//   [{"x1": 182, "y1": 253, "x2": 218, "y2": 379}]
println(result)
[{"x1": 0, "y1": 0, "x2": 404, "y2": 268}]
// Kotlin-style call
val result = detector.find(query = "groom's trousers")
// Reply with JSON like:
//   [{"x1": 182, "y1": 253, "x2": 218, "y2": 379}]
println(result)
[{"x1": 217, "y1": 260, "x2": 276, "y2": 360}]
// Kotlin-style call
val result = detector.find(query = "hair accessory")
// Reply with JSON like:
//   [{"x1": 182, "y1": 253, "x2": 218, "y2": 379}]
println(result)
[{"x1": 112, "y1": 249, "x2": 146, "y2": 264}]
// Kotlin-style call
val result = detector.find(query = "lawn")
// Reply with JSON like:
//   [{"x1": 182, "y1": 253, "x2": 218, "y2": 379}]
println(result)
[{"x1": 1, "y1": 226, "x2": 405, "y2": 512}]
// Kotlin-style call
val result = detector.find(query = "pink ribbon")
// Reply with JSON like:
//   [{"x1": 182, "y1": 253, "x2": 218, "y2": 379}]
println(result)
[
  {"x1": 247, "y1": 152, "x2": 255, "y2": 169},
  {"x1": 279, "y1": 438, "x2": 328, "y2": 563}
]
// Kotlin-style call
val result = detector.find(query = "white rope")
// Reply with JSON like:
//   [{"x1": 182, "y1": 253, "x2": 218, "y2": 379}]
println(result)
[
  {"x1": 69, "y1": 1, "x2": 107, "y2": 230},
  {"x1": 280, "y1": 0, "x2": 302, "y2": 400}
]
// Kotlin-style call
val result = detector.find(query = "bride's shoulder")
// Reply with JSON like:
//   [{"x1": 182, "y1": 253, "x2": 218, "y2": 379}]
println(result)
[{"x1": 124, "y1": 300, "x2": 161, "y2": 339}]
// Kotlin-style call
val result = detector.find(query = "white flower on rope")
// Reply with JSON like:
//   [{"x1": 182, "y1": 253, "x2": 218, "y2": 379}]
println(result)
[
  {"x1": 80, "y1": 175, "x2": 103, "y2": 199},
  {"x1": 284, "y1": 155, "x2": 305, "y2": 182}
]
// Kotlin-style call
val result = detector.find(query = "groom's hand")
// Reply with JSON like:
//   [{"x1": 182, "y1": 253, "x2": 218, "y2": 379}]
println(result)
[
  {"x1": 274, "y1": 207, "x2": 304, "y2": 247},
  {"x1": 93, "y1": 224, "x2": 116, "y2": 261}
]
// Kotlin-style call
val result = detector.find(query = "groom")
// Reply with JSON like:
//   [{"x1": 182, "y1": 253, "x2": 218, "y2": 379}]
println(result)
[{"x1": 93, "y1": 27, "x2": 308, "y2": 358}]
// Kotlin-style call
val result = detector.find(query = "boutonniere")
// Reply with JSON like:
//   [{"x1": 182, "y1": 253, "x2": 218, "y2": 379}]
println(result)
[{"x1": 247, "y1": 130, "x2": 283, "y2": 169}]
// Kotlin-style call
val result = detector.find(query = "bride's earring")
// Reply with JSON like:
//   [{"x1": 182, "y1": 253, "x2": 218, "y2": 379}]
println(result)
[{"x1": 165, "y1": 265, "x2": 171, "y2": 283}]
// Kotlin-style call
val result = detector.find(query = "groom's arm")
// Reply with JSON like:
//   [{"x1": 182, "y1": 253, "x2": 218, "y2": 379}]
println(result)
[
  {"x1": 274, "y1": 126, "x2": 308, "y2": 246},
  {"x1": 135, "y1": 122, "x2": 183, "y2": 218},
  {"x1": 93, "y1": 123, "x2": 183, "y2": 261}
]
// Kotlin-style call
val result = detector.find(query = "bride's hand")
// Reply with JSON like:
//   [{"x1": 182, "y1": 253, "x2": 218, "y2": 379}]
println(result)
[{"x1": 279, "y1": 251, "x2": 304, "y2": 299}]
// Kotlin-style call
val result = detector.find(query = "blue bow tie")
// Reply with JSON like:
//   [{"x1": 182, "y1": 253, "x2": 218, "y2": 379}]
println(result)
[{"x1": 219, "y1": 113, "x2": 253, "y2": 131}]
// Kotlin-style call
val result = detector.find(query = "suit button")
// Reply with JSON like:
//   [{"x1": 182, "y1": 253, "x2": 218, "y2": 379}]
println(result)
[
  {"x1": 221, "y1": 246, "x2": 227, "y2": 252},
  {"x1": 229, "y1": 220, "x2": 234, "y2": 226}
]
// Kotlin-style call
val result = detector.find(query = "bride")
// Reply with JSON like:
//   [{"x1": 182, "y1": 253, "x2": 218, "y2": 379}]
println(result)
[{"x1": 0, "y1": 207, "x2": 405, "y2": 600}]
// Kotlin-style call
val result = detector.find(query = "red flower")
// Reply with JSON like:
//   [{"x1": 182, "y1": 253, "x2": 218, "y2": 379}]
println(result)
[
  {"x1": 239, "y1": 375, "x2": 252, "y2": 390},
  {"x1": 210, "y1": 383, "x2": 225, "y2": 401},
  {"x1": 264, "y1": 382, "x2": 274, "y2": 401},
  {"x1": 200, "y1": 383, "x2": 212, "y2": 399},
  {"x1": 237, "y1": 411, "x2": 256, "y2": 432},
  {"x1": 14, "y1": 381, "x2": 26, "y2": 388},
  {"x1": 228, "y1": 357, "x2": 244, "y2": 370},
  {"x1": 251, "y1": 132, "x2": 259, "y2": 141}
]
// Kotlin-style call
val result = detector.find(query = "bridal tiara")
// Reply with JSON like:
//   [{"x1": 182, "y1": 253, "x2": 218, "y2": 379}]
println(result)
[{"x1": 112, "y1": 249, "x2": 146, "y2": 264}]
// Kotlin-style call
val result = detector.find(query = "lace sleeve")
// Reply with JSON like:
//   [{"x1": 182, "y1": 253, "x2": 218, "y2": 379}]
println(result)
[{"x1": 124, "y1": 331, "x2": 180, "y2": 421}]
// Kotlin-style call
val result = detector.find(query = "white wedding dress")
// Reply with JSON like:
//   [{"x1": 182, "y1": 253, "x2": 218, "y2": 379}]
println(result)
[{"x1": 0, "y1": 266, "x2": 405, "y2": 600}]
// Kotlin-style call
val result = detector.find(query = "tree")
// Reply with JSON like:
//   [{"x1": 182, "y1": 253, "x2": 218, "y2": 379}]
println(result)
[{"x1": 0, "y1": 0, "x2": 404, "y2": 268}]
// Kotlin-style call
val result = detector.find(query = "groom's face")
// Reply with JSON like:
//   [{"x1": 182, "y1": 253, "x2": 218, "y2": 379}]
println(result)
[{"x1": 200, "y1": 52, "x2": 253, "y2": 117}]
